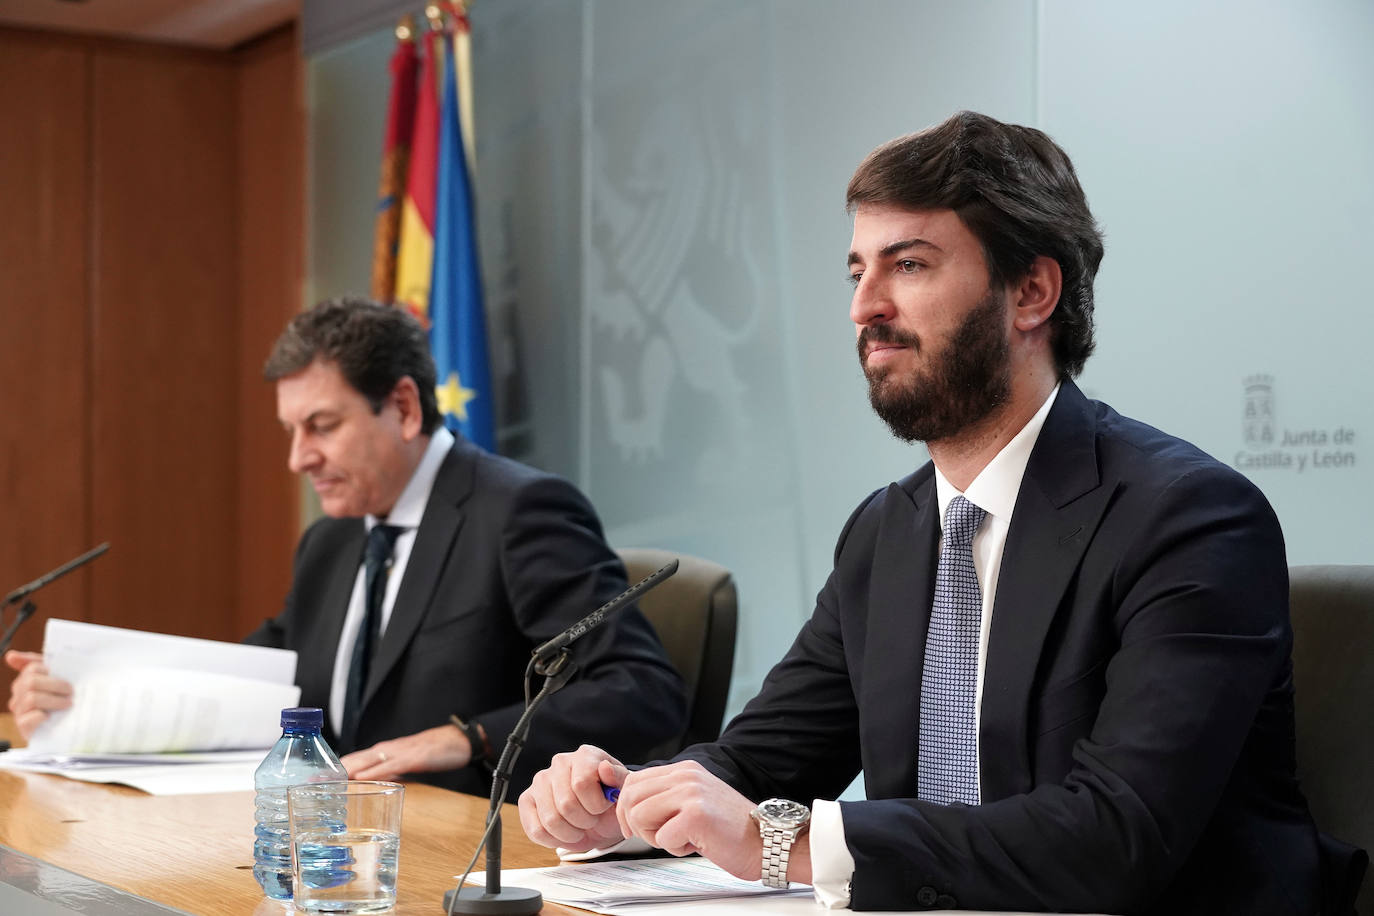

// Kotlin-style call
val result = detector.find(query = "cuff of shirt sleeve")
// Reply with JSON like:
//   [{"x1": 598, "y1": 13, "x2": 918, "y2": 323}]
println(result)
[{"x1": 809, "y1": 799, "x2": 855, "y2": 909}]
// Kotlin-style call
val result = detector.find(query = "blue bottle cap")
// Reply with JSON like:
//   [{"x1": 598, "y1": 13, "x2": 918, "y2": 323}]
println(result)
[{"x1": 280, "y1": 707, "x2": 324, "y2": 729}]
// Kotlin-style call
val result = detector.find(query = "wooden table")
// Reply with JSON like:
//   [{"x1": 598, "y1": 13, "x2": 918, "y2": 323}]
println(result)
[{"x1": 0, "y1": 715, "x2": 570, "y2": 914}]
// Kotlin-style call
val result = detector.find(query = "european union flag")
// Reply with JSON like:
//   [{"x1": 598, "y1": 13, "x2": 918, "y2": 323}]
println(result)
[{"x1": 429, "y1": 32, "x2": 494, "y2": 451}]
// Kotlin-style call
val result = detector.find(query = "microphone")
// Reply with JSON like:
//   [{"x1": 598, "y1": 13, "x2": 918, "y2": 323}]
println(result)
[
  {"x1": 444, "y1": 557, "x2": 680, "y2": 916},
  {"x1": 532, "y1": 558, "x2": 679, "y2": 664},
  {"x1": 3, "y1": 543, "x2": 110, "y2": 607},
  {"x1": 0, "y1": 543, "x2": 110, "y2": 656}
]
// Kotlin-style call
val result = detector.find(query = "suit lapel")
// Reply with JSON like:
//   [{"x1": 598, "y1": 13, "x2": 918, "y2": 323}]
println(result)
[
  {"x1": 862, "y1": 470, "x2": 939, "y2": 798},
  {"x1": 301, "y1": 524, "x2": 366, "y2": 704},
  {"x1": 979, "y1": 381, "x2": 1117, "y2": 799},
  {"x1": 364, "y1": 443, "x2": 473, "y2": 708}
]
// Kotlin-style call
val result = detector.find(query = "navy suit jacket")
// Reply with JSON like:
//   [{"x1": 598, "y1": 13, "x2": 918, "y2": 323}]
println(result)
[
  {"x1": 246, "y1": 437, "x2": 686, "y2": 797},
  {"x1": 680, "y1": 382, "x2": 1320, "y2": 915}
]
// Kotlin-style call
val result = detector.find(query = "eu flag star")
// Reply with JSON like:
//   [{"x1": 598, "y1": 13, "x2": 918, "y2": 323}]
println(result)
[{"x1": 436, "y1": 371, "x2": 478, "y2": 422}]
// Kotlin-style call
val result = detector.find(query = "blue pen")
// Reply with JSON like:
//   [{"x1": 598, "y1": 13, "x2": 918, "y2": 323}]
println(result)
[{"x1": 602, "y1": 784, "x2": 620, "y2": 804}]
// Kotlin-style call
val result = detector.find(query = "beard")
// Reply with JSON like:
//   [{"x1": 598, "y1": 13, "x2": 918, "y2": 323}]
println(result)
[{"x1": 859, "y1": 287, "x2": 1012, "y2": 443}]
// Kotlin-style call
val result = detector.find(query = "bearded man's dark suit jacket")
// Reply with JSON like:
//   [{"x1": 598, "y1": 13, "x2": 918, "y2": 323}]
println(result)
[
  {"x1": 679, "y1": 381, "x2": 1323, "y2": 915},
  {"x1": 245, "y1": 436, "x2": 686, "y2": 797}
]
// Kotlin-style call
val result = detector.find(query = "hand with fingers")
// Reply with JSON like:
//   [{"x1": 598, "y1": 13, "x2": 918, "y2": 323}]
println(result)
[
  {"x1": 5, "y1": 650, "x2": 73, "y2": 738},
  {"x1": 340, "y1": 720, "x2": 473, "y2": 780},
  {"x1": 519, "y1": 746, "x2": 799, "y2": 884},
  {"x1": 609, "y1": 759, "x2": 765, "y2": 882},
  {"x1": 518, "y1": 744, "x2": 631, "y2": 853}
]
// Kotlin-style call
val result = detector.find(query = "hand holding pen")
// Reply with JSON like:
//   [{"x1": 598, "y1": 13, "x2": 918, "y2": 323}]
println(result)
[{"x1": 517, "y1": 745, "x2": 630, "y2": 853}]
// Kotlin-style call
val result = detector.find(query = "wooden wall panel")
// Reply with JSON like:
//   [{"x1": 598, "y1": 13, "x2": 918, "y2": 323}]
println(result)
[
  {"x1": 0, "y1": 26, "x2": 306, "y2": 701},
  {"x1": 234, "y1": 27, "x2": 304, "y2": 636},
  {"x1": 0, "y1": 33, "x2": 94, "y2": 674},
  {"x1": 88, "y1": 46, "x2": 241, "y2": 642}
]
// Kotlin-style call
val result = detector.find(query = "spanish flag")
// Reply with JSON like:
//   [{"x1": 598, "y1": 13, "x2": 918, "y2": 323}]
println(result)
[
  {"x1": 369, "y1": 22, "x2": 418, "y2": 303},
  {"x1": 392, "y1": 28, "x2": 441, "y2": 325}
]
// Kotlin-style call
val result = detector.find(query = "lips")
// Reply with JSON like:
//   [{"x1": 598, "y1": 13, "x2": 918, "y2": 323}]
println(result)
[
  {"x1": 858, "y1": 326, "x2": 919, "y2": 365},
  {"x1": 864, "y1": 342, "x2": 907, "y2": 362}
]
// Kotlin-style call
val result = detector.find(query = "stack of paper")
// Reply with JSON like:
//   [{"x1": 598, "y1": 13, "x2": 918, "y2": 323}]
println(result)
[
  {"x1": 28, "y1": 619, "x2": 300, "y2": 755},
  {"x1": 0, "y1": 619, "x2": 300, "y2": 794},
  {"x1": 0, "y1": 749, "x2": 269, "y2": 794},
  {"x1": 467, "y1": 858, "x2": 811, "y2": 910}
]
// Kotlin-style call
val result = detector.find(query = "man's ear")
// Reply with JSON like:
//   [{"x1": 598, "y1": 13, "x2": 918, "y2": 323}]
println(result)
[
  {"x1": 1012, "y1": 255, "x2": 1062, "y2": 332},
  {"x1": 391, "y1": 376, "x2": 425, "y2": 440}
]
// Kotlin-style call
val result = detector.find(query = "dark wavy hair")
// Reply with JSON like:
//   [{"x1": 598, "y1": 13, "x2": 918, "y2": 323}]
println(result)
[
  {"x1": 846, "y1": 111, "x2": 1104, "y2": 378},
  {"x1": 263, "y1": 297, "x2": 442, "y2": 434}
]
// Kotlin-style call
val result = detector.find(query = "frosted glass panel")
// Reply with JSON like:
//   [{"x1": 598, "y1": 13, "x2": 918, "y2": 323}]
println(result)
[
  {"x1": 310, "y1": 0, "x2": 1374, "y2": 730},
  {"x1": 308, "y1": 30, "x2": 393, "y2": 303},
  {"x1": 1041, "y1": 0, "x2": 1374, "y2": 564}
]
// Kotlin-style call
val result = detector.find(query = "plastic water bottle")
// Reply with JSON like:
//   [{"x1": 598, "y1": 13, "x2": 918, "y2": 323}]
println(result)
[{"x1": 252, "y1": 707, "x2": 346, "y2": 899}]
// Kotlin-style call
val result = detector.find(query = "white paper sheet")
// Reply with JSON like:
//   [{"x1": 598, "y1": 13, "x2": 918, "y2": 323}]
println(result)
[
  {"x1": 0, "y1": 748, "x2": 264, "y2": 794},
  {"x1": 27, "y1": 618, "x2": 300, "y2": 755},
  {"x1": 460, "y1": 862, "x2": 1114, "y2": 916},
  {"x1": 465, "y1": 858, "x2": 810, "y2": 909}
]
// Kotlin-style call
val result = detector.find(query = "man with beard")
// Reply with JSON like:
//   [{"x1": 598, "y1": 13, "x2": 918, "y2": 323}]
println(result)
[{"x1": 518, "y1": 112, "x2": 1332, "y2": 914}]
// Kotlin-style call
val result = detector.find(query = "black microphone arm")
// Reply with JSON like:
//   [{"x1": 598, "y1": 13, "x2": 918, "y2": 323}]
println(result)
[
  {"x1": 531, "y1": 558, "x2": 679, "y2": 664},
  {"x1": 3, "y1": 543, "x2": 110, "y2": 607},
  {"x1": 0, "y1": 543, "x2": 110, "y2": 657},
  {"x1": 444, "y1": 557, "x2": 681, "y2": 916}
]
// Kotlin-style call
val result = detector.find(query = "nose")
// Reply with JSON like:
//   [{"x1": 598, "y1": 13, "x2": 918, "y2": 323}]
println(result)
[
  {"x1": 287, "y1": 431, "x2": 319, "y2": 474},
  {"x1": 849, "y1": 272, "x2": 893, "y2": 329}
]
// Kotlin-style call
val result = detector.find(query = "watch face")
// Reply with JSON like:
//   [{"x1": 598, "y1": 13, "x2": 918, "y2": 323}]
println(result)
[{"x1": 756, "y1": 798, "x2": 810, "y2": 828}]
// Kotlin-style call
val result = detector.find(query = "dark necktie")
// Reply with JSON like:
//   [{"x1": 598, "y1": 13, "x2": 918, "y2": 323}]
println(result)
[
  {"x1": 342, "y1": 523, "x2": 403, "y2": 748},
  {"x1": 917, "y1": 495, "x2": 988, "y2": 805}
]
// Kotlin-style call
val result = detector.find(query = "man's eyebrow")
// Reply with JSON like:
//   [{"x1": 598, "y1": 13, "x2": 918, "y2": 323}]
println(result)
[
  {"x1": 848, "y1": 237, "x2": 941, "y2": 267},
  {"x1": 880, "y1": 237, "x2": 940, "y2": 259},
  {"x1": 290, "y1": 409, "x2": 336, "y2": 429}
]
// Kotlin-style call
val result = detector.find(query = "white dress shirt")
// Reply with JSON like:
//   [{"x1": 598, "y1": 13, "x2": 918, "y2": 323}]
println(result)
[
  {"x1": 810, "y1": 386, "x2": 1060, "y2": 907},
  {"x1": 327, "y1": 427, "x2": 455, "y2": 737}
]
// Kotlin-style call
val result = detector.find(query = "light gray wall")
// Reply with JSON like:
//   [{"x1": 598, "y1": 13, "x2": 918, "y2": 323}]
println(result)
[{"x1": 309, "y1": 0, "x2": 1374, "y2": 723}]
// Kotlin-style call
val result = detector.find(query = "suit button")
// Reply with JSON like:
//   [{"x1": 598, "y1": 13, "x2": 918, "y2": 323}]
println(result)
[
  {"x1": 916, "y1": 886, "x2": 938, "y2": 907},
  {"x1": 936, "y1": 894, "x2": 957, "y2": 908}
]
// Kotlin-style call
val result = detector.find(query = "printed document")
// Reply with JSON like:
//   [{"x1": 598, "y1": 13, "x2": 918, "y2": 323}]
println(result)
[
  {"x1": 465, "y1": 858, "x2": 811, "y2": 910},
  {"x1": 0, "y1": 749, "x2": 265, "y2": 794},
  {"x1": 462, "y1": 861, "x2": 1108, "y2": 916},
  {"x1": 24, "y1": 618, "x2": 299, "y2": 755}
]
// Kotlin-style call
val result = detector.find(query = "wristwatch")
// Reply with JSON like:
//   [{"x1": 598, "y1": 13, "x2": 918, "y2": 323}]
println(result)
[
  {"x1": 449, "y1": 714, "x2": 494, "y2": 770},
  {"x1": 750, "y1": 798, "x2": 811, "y2": 888}
]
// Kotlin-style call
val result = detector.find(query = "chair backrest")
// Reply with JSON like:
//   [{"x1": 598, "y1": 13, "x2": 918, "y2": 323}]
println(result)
[
  {"x1": 617, "y1": 547, "x2": 738, "y2": 758},
  {"x1": 1290, "y1": 564, "x2": 1374, "y2": 915}
]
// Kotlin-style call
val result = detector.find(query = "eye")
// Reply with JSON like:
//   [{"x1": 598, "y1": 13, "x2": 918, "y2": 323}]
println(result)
[
  {"x1": 847, "y1": 270, "x2": 863, "y2": 287},
  {"x1": 896, "y1": 259, "x2": 921, "y2": 273}
]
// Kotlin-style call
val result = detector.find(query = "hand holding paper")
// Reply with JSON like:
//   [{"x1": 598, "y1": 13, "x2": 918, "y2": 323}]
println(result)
[
  {"x1": 24, "y1": 619, "x2": 299, "y2": 755},
  {"x1": 4, "y1": 649, "x2": 73, "y2": 738}
]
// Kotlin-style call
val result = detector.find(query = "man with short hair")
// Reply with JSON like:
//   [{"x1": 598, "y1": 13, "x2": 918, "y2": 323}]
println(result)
[
  {"x1": 7, "y1": 298, "x2": 686, "y2": 797},
  {"x1": 518, "y1": 112, "x2": 1326, "y2": 914}
]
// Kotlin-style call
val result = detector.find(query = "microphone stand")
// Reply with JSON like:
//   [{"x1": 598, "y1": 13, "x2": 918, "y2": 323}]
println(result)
[
  {"x1": 0, "y1": 601, "x2": 37, "y2": 659},
  {"x1": 0, "y1": 543, "x2": 110, "y2": 657},
  {"x1": 443, "y1": 652, "x2": 577, "y2": 915},
  {"x1": 443, "y1": 558, "x2": 680, "y2": 915}
]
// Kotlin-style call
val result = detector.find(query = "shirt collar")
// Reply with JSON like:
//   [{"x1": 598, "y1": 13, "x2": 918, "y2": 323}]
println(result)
[
  {"x1": 933, "y1": 384, "x2": 1060, "y2": 527},
  {"x1": 366, "y1": 426, "x2": 454, "y2": 531}
]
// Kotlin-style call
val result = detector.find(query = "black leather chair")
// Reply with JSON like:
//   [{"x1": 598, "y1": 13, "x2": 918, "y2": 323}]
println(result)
[
  {"x1": 617, "y1": 547, "x2": 738, "y2": 759},
  {"x1": 1290, "y1": 565, "x2": 1374, "y2": 915}
]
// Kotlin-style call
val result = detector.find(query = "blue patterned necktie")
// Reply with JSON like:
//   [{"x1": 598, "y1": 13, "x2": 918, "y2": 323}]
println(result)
[
  {"x1": 917, "y1": 495, "x2": 988, "y2": 805},
  {"x1": 342, "y1": 524, "x2": 403, "y2": 748}
]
